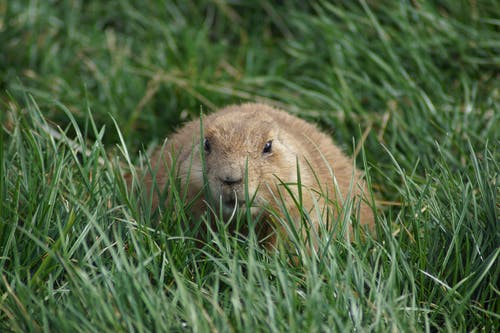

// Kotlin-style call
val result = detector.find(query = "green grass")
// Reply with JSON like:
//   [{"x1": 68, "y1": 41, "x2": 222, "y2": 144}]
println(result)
[{"x1": 1, "y1": 0, "x2": 499, "y2": 331}]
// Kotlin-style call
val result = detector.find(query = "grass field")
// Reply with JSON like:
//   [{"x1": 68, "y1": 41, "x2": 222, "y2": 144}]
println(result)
[{"x1": 1, "y1": 1, "x2": 499, "y2": 332}]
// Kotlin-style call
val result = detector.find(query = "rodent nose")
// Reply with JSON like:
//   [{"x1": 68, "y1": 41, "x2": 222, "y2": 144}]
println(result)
[
  {"x1": 221, "y1": 176, "x2": 242, "y2": 186},
  {"x1": 218, "y1": 165, "x2": 244, "y2": 186}
]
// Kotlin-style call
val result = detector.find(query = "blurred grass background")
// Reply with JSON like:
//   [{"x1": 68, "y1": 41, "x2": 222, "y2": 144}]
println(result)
[{"x1": 1, "y1": 0, "x2": 499, "y2": 331}]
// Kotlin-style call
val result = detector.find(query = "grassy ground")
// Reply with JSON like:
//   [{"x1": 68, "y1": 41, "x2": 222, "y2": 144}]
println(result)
[{"x1": 1, "y1": 0, "x2": 499, "y2": 331}]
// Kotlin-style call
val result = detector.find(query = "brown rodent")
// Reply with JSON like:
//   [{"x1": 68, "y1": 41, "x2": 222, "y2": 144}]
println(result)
[{"x1": 143, "y1": 103, "x2": 375, "y2": 246}]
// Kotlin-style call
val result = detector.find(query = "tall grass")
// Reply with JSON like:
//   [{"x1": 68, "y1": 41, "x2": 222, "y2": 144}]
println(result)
[{"x1": 1, "y1": 1, "x2": 499, "y2": 331}]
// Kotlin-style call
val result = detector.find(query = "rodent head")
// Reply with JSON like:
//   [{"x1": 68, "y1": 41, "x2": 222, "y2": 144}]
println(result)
[{"x1": 191, "y1": 109, "x2": 299, "y2": 218}]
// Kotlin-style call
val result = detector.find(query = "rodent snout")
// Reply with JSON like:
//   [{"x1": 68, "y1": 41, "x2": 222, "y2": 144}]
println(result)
[
  {"x1": 217, "y1": 165, "x2": 244, "y2": 186},
  {"x1": 216, "y1": 170, "x2": 246, "y2": 211},
  {"x1": 219, "y1": 175, "x2": 243, "y2": 186}
]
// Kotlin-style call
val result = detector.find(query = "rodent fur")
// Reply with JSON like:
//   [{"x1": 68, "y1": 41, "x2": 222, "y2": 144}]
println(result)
[{"x1": 144, "y1": 103, "x2": 375, "y2": 246}]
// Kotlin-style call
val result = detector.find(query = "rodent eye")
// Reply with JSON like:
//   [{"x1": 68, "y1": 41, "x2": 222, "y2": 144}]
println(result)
[
  {"x1": 263, "y1": 140, "x2": 273, "y2": 154},
  {"x1": 204, "y1": 137, "x2": 211, "y2": 153}
]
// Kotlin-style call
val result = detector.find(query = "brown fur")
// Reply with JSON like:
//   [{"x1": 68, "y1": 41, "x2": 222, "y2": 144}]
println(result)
[{"x1": 143, "y1": 103, "x2": 375, "y2": 246}]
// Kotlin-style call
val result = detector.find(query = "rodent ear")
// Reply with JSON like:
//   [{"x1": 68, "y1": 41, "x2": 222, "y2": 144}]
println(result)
[{"x1": 262, "y1": 140, "x2": 273, "y2": 154}]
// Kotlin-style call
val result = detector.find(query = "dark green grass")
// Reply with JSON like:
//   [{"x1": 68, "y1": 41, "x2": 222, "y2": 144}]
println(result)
[{"x1": 1, "y1": 1, "x2": 499, "y2": 331}]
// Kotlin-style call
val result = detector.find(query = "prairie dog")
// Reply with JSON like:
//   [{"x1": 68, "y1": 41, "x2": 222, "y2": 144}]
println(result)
[{"x1": 144, "y1": 103, "x2": 374, "y2": 245}]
